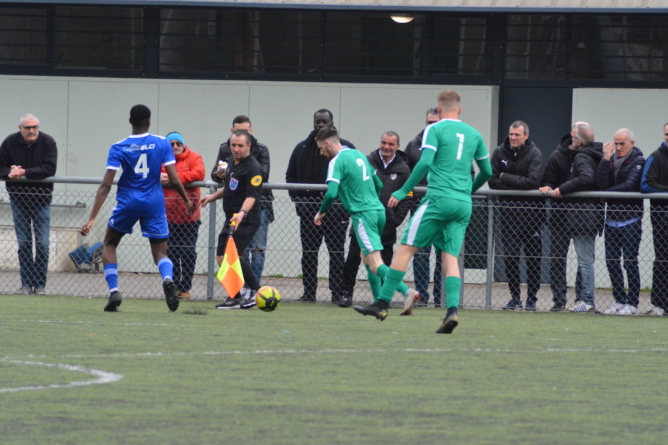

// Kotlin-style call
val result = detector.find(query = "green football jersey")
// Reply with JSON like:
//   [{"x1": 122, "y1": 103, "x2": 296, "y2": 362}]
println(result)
[
  {"x1": 422, "y1": 118, "x2": 489, "y2": 202},
  {"x1": 326, "y1": 148, "x2": 384, "y2": 214}
]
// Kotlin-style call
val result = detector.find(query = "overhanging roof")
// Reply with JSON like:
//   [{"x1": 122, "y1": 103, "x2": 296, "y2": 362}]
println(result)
[{"x1": 2, "y1": 0, "x2": 667, "y2": 13}]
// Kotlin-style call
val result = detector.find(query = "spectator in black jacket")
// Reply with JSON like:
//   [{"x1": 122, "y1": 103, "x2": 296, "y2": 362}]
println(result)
[
  {"x1": 339, "y1": 131, "x2": 412, "y2": 307},
  {"x1": 286, "y1": 109, "x2": 355, "y2": 303},
  {"x1": 640, "y1": 122, "x2": 668, "y2": 317},
  {"x1": 540, "y1": 122, "x2": 603, "y2": 313},
  {"x1": 404, "y1": 108, "x2": 443, "y2": 306},
  {"x1": 211, "y1": 115, "x2": 273, "y2": 288},
  {"x1": 0, "y1": 114, "x2": 57, "y2": 295},
  {"x1": 597, "y1": 128, "x2": 645, "y2": 316},
  {"x1": 489, "y1": 121, "x2": 543, "y2": 311}
]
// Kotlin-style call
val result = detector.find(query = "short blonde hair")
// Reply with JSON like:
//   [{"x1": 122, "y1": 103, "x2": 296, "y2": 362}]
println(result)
[{"x1": 437, "y1": 90, "x2": 461, "y2": 111}]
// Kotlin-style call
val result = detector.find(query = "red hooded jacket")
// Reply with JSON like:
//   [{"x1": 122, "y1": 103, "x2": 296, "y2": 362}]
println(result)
[{"x1": 161, "y1": 145, "x2": 204, "y2": 224}]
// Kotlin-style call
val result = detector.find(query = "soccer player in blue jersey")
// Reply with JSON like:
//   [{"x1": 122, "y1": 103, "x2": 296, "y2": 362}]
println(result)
[{"x1": 81, "y1": 105, "x2": 195, "y2": 313}]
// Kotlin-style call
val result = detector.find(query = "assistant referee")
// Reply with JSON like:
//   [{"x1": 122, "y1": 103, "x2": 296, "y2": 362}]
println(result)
[{"x1": 200, "y1": 129, "x2": 263, "y2": 309}]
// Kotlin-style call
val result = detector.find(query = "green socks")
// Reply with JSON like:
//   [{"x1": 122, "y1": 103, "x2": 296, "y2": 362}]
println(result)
[
  {"x1": 377, "y1": 267, "x2": 406, "y2": 303},
  {"x1": 365, "y1": 265, "x2": 382, "y2": 301},
  {"x1": 445, "y1": 276, "x2": 461, "y2": 309},
  {"x1": 377, "y1": 264, "x2": 410, "y2": 297}
]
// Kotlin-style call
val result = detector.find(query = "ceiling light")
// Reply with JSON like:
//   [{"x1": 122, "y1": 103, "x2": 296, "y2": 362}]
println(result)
[{"x1": 391, "y1": 15, "x2": 414, "y2": 24}]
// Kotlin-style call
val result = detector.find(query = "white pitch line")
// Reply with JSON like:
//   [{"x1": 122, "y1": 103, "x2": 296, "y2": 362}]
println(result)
[
  {"x1": 15, "y1": 319, "x2": 168, "y2": 327},
  {"x1": 0, "y1": 360, "x2": 123, "y2": 394},
  {"x1": 3, "y1": 346, "x2": 668, "y2": 362}
]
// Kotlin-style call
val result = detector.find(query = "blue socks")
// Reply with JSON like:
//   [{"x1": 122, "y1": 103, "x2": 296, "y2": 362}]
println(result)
[
  {"x1": 157, "y1": 258, "x2": 173, "y2": 281},
  {"x1": 104, "y1": 263, "x2": 119, "y2": 293}
]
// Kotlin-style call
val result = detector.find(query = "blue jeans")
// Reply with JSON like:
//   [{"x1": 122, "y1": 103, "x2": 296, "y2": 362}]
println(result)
[
  {"x1": 550, "y1": 230, "x2": 596, "y2": 306},
  {"x1": 413, "y1": 245, "x2": 442, "y2": 305},
  {"x1": 604, "y1": 221, "x2": 641, "y2": 307},
  {"x1": 167, "y1": 221, "x2": 201, "y2": 293},
  {"x1": 243, "y1": 208, "x2": 270, "y2": 284},
  {"x1": 10, "y1": 198, "x2": 51, "y2": 290}
]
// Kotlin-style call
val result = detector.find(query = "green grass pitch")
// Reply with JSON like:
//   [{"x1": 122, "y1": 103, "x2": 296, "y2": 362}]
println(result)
[{"x1": 1, "y1": 294, "x2": 667, "y2": 444}]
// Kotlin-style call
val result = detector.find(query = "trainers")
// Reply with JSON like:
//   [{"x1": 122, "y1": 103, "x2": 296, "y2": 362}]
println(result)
[
  {"x1": 177, "y1": 291, "x2": 191, "y2": 300},
  {"x1": 338, "y1": 297, "x2": 352, "y2": 308},
  {"x1": 502, "y1": 298, "x2": 522, "y2": 311},
  {"x1": 644, "y1": 306, "x2": 665, "y2": 317},
  {"x1": 603, "y1": 302, "x2": 624, "y2": 315},
  {"x1": 163, "y1": 278, "x2": 179, "y2": 312},
  {"x1": 436, "y1": 307, "x2": 459, "y2": 334},
  {"x1": 618, "y1": 304, "x2": 638, "y2": 315},
  {"x1": 16, "y1": 286, "x2": 33, "y2": 295},
  {"x1": 33, "y1": 287, "x2": 46, "y2": 295},
  {"x1": 104, "y1": 291, "x2": 122, "y2": 312},
  {"x1": 549, "y1": 302, "x2": 566, "y2": 312},
  {"x1": 216, "y1": 296, "x2": 243, "y2": 309},
  {"x1": 297, "y1": 295, "x2": 316, "y2": 303},
  {"x1": 400, "y1": 289, "x2": 420, "y2": 316},
  {"x1": 525, "y1": 300, "x2": 537, "y2": 311},
  {"x1": 569, "y1": 301, "x2": 595, "y2": 313},
  {"x1": 353, "y1": 301, "x2": 389, "y2": 321},
  {"x1": 240, "y1": 294, "x2": 256, "y2": 309}
]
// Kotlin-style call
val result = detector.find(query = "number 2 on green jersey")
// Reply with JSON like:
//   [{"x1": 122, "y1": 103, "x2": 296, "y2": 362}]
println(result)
[
  {"x1": 356, "y1": 158, "x2": 370, "y2": 181},
  {"x1": 134, "y1": 153, "x2": 149, "y2": 178},
  {"x1": 456, "y1": 133, "x2": 465, "y2": 160}
]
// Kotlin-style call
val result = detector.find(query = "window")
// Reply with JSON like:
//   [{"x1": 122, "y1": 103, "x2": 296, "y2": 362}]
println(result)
[
  {"x1": 506, "y1": 15, "x2": 566, "y2": 80},
  {"x1": 55, "y1": 6, "x2": 143, "y2": 71},
  {"x1": 0, "y1": 8, "x2": 47, "y2": 66},
  {"x1": 571, "y1": 15, "x2": 668, "y2": 81}
]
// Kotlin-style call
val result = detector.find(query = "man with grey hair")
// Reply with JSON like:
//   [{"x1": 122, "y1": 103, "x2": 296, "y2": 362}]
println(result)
[
  {"x1": 540, "y1": 122, "x2": 604, "y2": 312},
  {"x1": 0, "y1": 114, "x2": 58, "y2": 295},
  {"x1": 596, "y1": 128, "x2": 645, "y2": 315},
  {"x1": 489, "y1": 120, "x2": 543, "y2": 311}
]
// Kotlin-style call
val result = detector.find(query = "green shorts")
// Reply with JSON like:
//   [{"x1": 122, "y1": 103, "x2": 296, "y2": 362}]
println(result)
[
  {"x1": 400, "y1": 196, "x2": 471, "y2": 257},
  {"x1": 351, "y1": 210, "x2": 386, "y2": 257}
]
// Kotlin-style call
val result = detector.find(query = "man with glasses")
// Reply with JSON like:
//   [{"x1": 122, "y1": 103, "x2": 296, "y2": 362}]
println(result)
[
  {"x1": 0, "y1": 114, "x2": 57, "y2": 295},
  {"x1": 540, "y1": 122, "x2": 604, "y2": 312}
]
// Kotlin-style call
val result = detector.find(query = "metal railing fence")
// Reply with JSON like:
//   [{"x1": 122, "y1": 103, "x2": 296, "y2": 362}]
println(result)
[{"x1": 2, "y1": 176, "x2": 668, "y2": 314}]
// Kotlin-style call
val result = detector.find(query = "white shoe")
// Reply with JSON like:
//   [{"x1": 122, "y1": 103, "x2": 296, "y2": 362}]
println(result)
[
  {"x1": 618, "y1": 304, "x2": 638, "y2": 315},
  {"x1": 400, "y1": 289, "x2": 420, "y2": 316},
  {"x1": 644, "y1": 306, "x2": 665, "y2": 317},
  {"x1": 603, "y1": 302, "x2": 624, "y2": 315},
  {"x1": 569, "y1": 302, "x2": 595, "y2": 313}
]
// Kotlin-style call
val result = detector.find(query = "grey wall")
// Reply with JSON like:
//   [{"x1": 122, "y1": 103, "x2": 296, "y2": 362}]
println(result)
[
  {"x1": 0, "y1": 75, "x2": 499, "y2": 281},
  {"x1": 0, "y1": 76, "x2": 500, "y2": 185}
]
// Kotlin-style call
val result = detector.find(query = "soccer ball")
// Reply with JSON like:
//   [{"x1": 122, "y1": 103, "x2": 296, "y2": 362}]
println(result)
[{"x1": 255, "y1": 286, "x2": 281, "y2": 312}]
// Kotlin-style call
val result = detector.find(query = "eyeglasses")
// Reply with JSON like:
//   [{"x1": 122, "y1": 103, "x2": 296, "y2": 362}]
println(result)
[
  {"x1": 427, "y1": 121, "x2": 439, "y2": 125},
  {"x1": 21, "y1": 125, "x2": 39, "y2": 131}
]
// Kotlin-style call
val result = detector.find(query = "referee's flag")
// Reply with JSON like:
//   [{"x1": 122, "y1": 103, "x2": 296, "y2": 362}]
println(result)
[{"x1": 216, "y1": 235, "x2": 244, "y2": 297}]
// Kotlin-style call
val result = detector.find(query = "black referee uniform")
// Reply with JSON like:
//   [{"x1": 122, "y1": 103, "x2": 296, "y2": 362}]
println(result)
[{"x1": 216, "y1": 155, "x2": 263, "y2": 290}]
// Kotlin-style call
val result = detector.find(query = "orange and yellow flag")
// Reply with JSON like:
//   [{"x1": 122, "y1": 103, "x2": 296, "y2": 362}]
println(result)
[{"x1": 216, "y1": 235, "x2": 244, "y2": 298}]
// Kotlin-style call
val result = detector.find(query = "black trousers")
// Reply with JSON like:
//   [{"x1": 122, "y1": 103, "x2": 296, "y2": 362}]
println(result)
[
  {"x1": 216, "y1": 217, "x2": 261, "y2": 293},
  {"x1": 297, "y1": 202, "x2": 348, "y2": 301},
  {"x1": 500, "y1": 223, "x2": 542, "y2": 303},
  {"x1": 341, "y1": 235, "x2": 393, "y2": 298}
]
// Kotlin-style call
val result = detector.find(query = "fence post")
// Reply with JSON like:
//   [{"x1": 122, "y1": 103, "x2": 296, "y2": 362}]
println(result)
[
  {"x1": 206, "y1": 185, "x2": 217, "y2": 300},
  {"x1": 485, "y1": 196, "x2": 494, "y2": 309}
]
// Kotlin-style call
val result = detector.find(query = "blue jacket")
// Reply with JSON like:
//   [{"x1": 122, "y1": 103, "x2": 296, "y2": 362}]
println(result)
[
  {"x1": 596, "y1": 146, "x2": 645, "y2": 221},
  {"x1": 641, "y1": 143, "x2": 668, "y2": 211}
]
